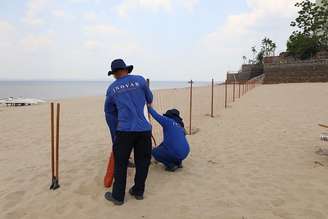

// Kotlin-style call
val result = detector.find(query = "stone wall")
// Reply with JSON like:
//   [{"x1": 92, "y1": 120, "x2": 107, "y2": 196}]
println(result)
[
  {"x1": 263, "y1": 60, "x2": 328, "y2": 84},
  {"x1": 227, "y1": 64, "x2": 263, "y2": 83},
  {"x1": 228, "y1": 52, "x2": 328, "y2": 84},
  {"x1": 241, "y1": 64, "x2": 264, "y2": 80},
  {"x1": 226, "y1": 72, "x2": 239, "y2": 82}
]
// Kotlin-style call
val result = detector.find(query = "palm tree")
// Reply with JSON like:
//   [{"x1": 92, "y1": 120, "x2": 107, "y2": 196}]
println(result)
[
  {"x1": 251, "y1": 46, "x2": 257, "y2": 60},
  {"x1": 242, "y1": 56, "x2": 247, "y2": 64},
  {"x1": 261, "y1": 37, "x2": 277, "y2": 56}
]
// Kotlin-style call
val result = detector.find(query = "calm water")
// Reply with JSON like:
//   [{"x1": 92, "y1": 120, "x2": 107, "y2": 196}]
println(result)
[{"x1": 0, "y1": 81, "x2": 211, "y2": 100}]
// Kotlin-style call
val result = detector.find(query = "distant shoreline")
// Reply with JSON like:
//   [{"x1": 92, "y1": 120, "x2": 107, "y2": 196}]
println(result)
[{"x1": 0, "y1": 80, "x2": 216, "y2": 100}]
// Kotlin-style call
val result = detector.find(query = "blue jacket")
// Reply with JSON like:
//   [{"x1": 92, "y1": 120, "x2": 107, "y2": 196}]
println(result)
[
  {"x1": 104, "y1": 75, "x2": 153, "y2": 142},
  {"x1": 149, "y1": 107, "x2": 190, "y2": 160}
]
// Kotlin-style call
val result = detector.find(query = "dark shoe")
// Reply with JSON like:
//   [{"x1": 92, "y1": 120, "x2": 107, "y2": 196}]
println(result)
[
  {"x1": 104, "y1": 192, "x2": 124, "y2": 205},
  {"x1": 165, "y1": 165, "x2": 179, "y2": 172},
  {"x1": 176, "y1": 161, "x2": 183, "y2": 169},
  {"x1": 129, "y1": 188, "x2": 144, "y2": 200}
]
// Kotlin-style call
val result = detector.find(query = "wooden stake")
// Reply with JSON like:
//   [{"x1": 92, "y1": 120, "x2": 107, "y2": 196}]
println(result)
[
  {"x1": 146, "y1": 79, "x2": 157, "y2": 146},
  {"x1": 225, "y1": 79, "x2": 228, "y2": 108},
  {"x1": 50, "y1": 103, "x2": 54, "y2": 180},
  {"x1": 232, "y1": 81, "x2": 236, "y2": 102},
  {"x1": 319, "y1": 124, "x2": 328, "y2": 129},
  {"x1": 50, "y1": 102, "x2": 60, "y2": 190},
  {"x1": 238, "y1": 82, "x2": 241, "y2": 98},
  {"x1": 189, "y1": 80, "x2": 193, "y2": 135},
  {"x1": 211, "y1": 78, "x2": 214, "y2": 117},
  {"x1": 55, "y1": 103, "x2": 60, "y2": 181},
  {"x1": 146, "y1": 78, "x2": 150, "y2": 87},
  {"x1": 243, "y1": 82, "x2": 245, "y2": 96}
]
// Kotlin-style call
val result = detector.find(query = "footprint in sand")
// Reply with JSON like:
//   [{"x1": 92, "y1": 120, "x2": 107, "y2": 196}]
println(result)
[
  {"x1": 214, "y1": 199, "x2": 240, "y2": 208},
  {"x1": 3, "y1": 191, "x2": 26, "y2": 209},
  {"x1": 299, "y1": 209, "x2": 326, "y2": 219},
  {"x1": 75, "y1": 176, "x2": 104, "y2": 198},
  {"x1": 271, "y1": 198, "x2": 285, "y2": 207},
  {"x1": 4, "y1": 209, "x2": 27, "y2": 219},
  {"x1": 75, "y1": 182, "x2": 94, "y2": 196},
  {"x1": 74, "y1": 200, "x2": 85, "y2": 209},
  {"x1": 272, "y1": 208, "x2": 293, "y2": 219}
]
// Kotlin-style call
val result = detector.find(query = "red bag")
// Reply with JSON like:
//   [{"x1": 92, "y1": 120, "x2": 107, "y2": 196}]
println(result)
[{"x1": 104, "y1": 152, "x2": 115, "y2": 188}]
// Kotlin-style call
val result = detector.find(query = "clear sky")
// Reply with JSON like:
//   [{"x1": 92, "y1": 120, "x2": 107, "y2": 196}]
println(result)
[{"x1": 0, "y1": 0, "x2": 306, "y2": 81}]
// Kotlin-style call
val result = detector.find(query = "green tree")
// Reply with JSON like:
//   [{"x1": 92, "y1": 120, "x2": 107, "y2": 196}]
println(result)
[
  {"x1": 256, "y1": 50, "x2": 265, "y2": 64},
  {"x1": 287, "y1": 0, "x2": 328, "y2": 59},
  {"x1": 242, "y1": 56, "x2": 247, "y2": 64},
  {"x1": 251, "y1": 46, "x2": 257, "y2": 60},
  {"x1": 287, "y1": 33, "x2": 320, "y2": 59},
  {"x1": 261, "y1": 37, "x2": 277, "y2": 56},
  {"x1": 319, "y1": 1, "x2": 328, "y2": 47},
  {"x1": 252, "y1": 37, "x2": 276, "y2": 64}
]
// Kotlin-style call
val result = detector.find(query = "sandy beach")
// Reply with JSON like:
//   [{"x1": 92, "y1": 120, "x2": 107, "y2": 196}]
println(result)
[{"x1": 1, "y1": 83, "x2": 328, "y2": 219}]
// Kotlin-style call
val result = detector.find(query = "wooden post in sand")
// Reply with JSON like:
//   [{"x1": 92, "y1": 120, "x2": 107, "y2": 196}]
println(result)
[
  {"x1": 243, "y1": 82, "x2": 245, "y2": 95},
  {"x1": 225, "y1": 79, "x2": 228, "y2": 109},
  {"x1": 146, "y1": 79, "x2": 157, "y2": 146},
  {"x1": 50, "y1": 102, "x2": 60, "y2": 190},
  {"x1": 233, "y1": 81, "x2": 236, "y2": 102},
  {"x1": 211, "y1": 78, "x2": 214, "y2": 118},
  {"x1": 55, "y1": 103, "x2": 60, "y2": 182},
  {"x1": 189, "y1": 80, "x2": 193, "y2": 135},
  {"x1": 50, "y1": 103, "x2": 54, "y2": 184},
  {"x1": 238, "y1": 82, "x2": 241, "y2": 98}
]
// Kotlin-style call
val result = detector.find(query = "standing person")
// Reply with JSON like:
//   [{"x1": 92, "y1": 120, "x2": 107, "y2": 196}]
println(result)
[
  {"x1": 148, "y1": 107, "x2": 190, "y2": 172},
  {"x1": 104, "y1": 59, "x2": 153, "y2": 205}
]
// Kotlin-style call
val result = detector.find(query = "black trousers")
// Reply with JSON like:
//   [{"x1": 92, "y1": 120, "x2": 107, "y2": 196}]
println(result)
[{"x1": 112, "y1": 131, "x2": 152, "y2": 202}]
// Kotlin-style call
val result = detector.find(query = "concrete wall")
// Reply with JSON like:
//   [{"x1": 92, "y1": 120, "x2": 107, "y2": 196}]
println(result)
[{"x1": 263, "y1": 60, "x2": 328, "y2": 84}]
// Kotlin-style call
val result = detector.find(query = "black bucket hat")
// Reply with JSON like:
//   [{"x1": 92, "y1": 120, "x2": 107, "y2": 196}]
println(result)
[
  {"x1": 108, "y1": 59, "x2": 133, "y2": 76},
  {"x1": 163, "y1": 109, "x2": 184, "y2": 127}
]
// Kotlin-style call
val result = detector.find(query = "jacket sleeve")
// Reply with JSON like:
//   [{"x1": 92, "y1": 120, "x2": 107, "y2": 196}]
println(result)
[
  {"x1": 148, "y1": 107, "x2": 170, "y2": 127},
  {"x1": 141, "y1": 77, "x2": 153, "y2": 104},
  {"x1": 104, "y1": 94, "x2": 118, "y2": 143}
]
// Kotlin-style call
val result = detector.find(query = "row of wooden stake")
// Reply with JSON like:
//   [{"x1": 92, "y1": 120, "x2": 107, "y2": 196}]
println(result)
[
  {"x1": 50, "y1": 78, "x2": 258, "y2": 190},
  {"x1": 148, "y1": 78, "x2": 258, "y2": 136},
  {"x1": 224, "y1": 80, "x2": 257, "y2": 109}
]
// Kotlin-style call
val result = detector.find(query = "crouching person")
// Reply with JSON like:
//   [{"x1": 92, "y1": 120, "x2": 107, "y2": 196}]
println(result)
[{"x1": 148, "y1": 106, "x2": 190, "y2": 172}]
